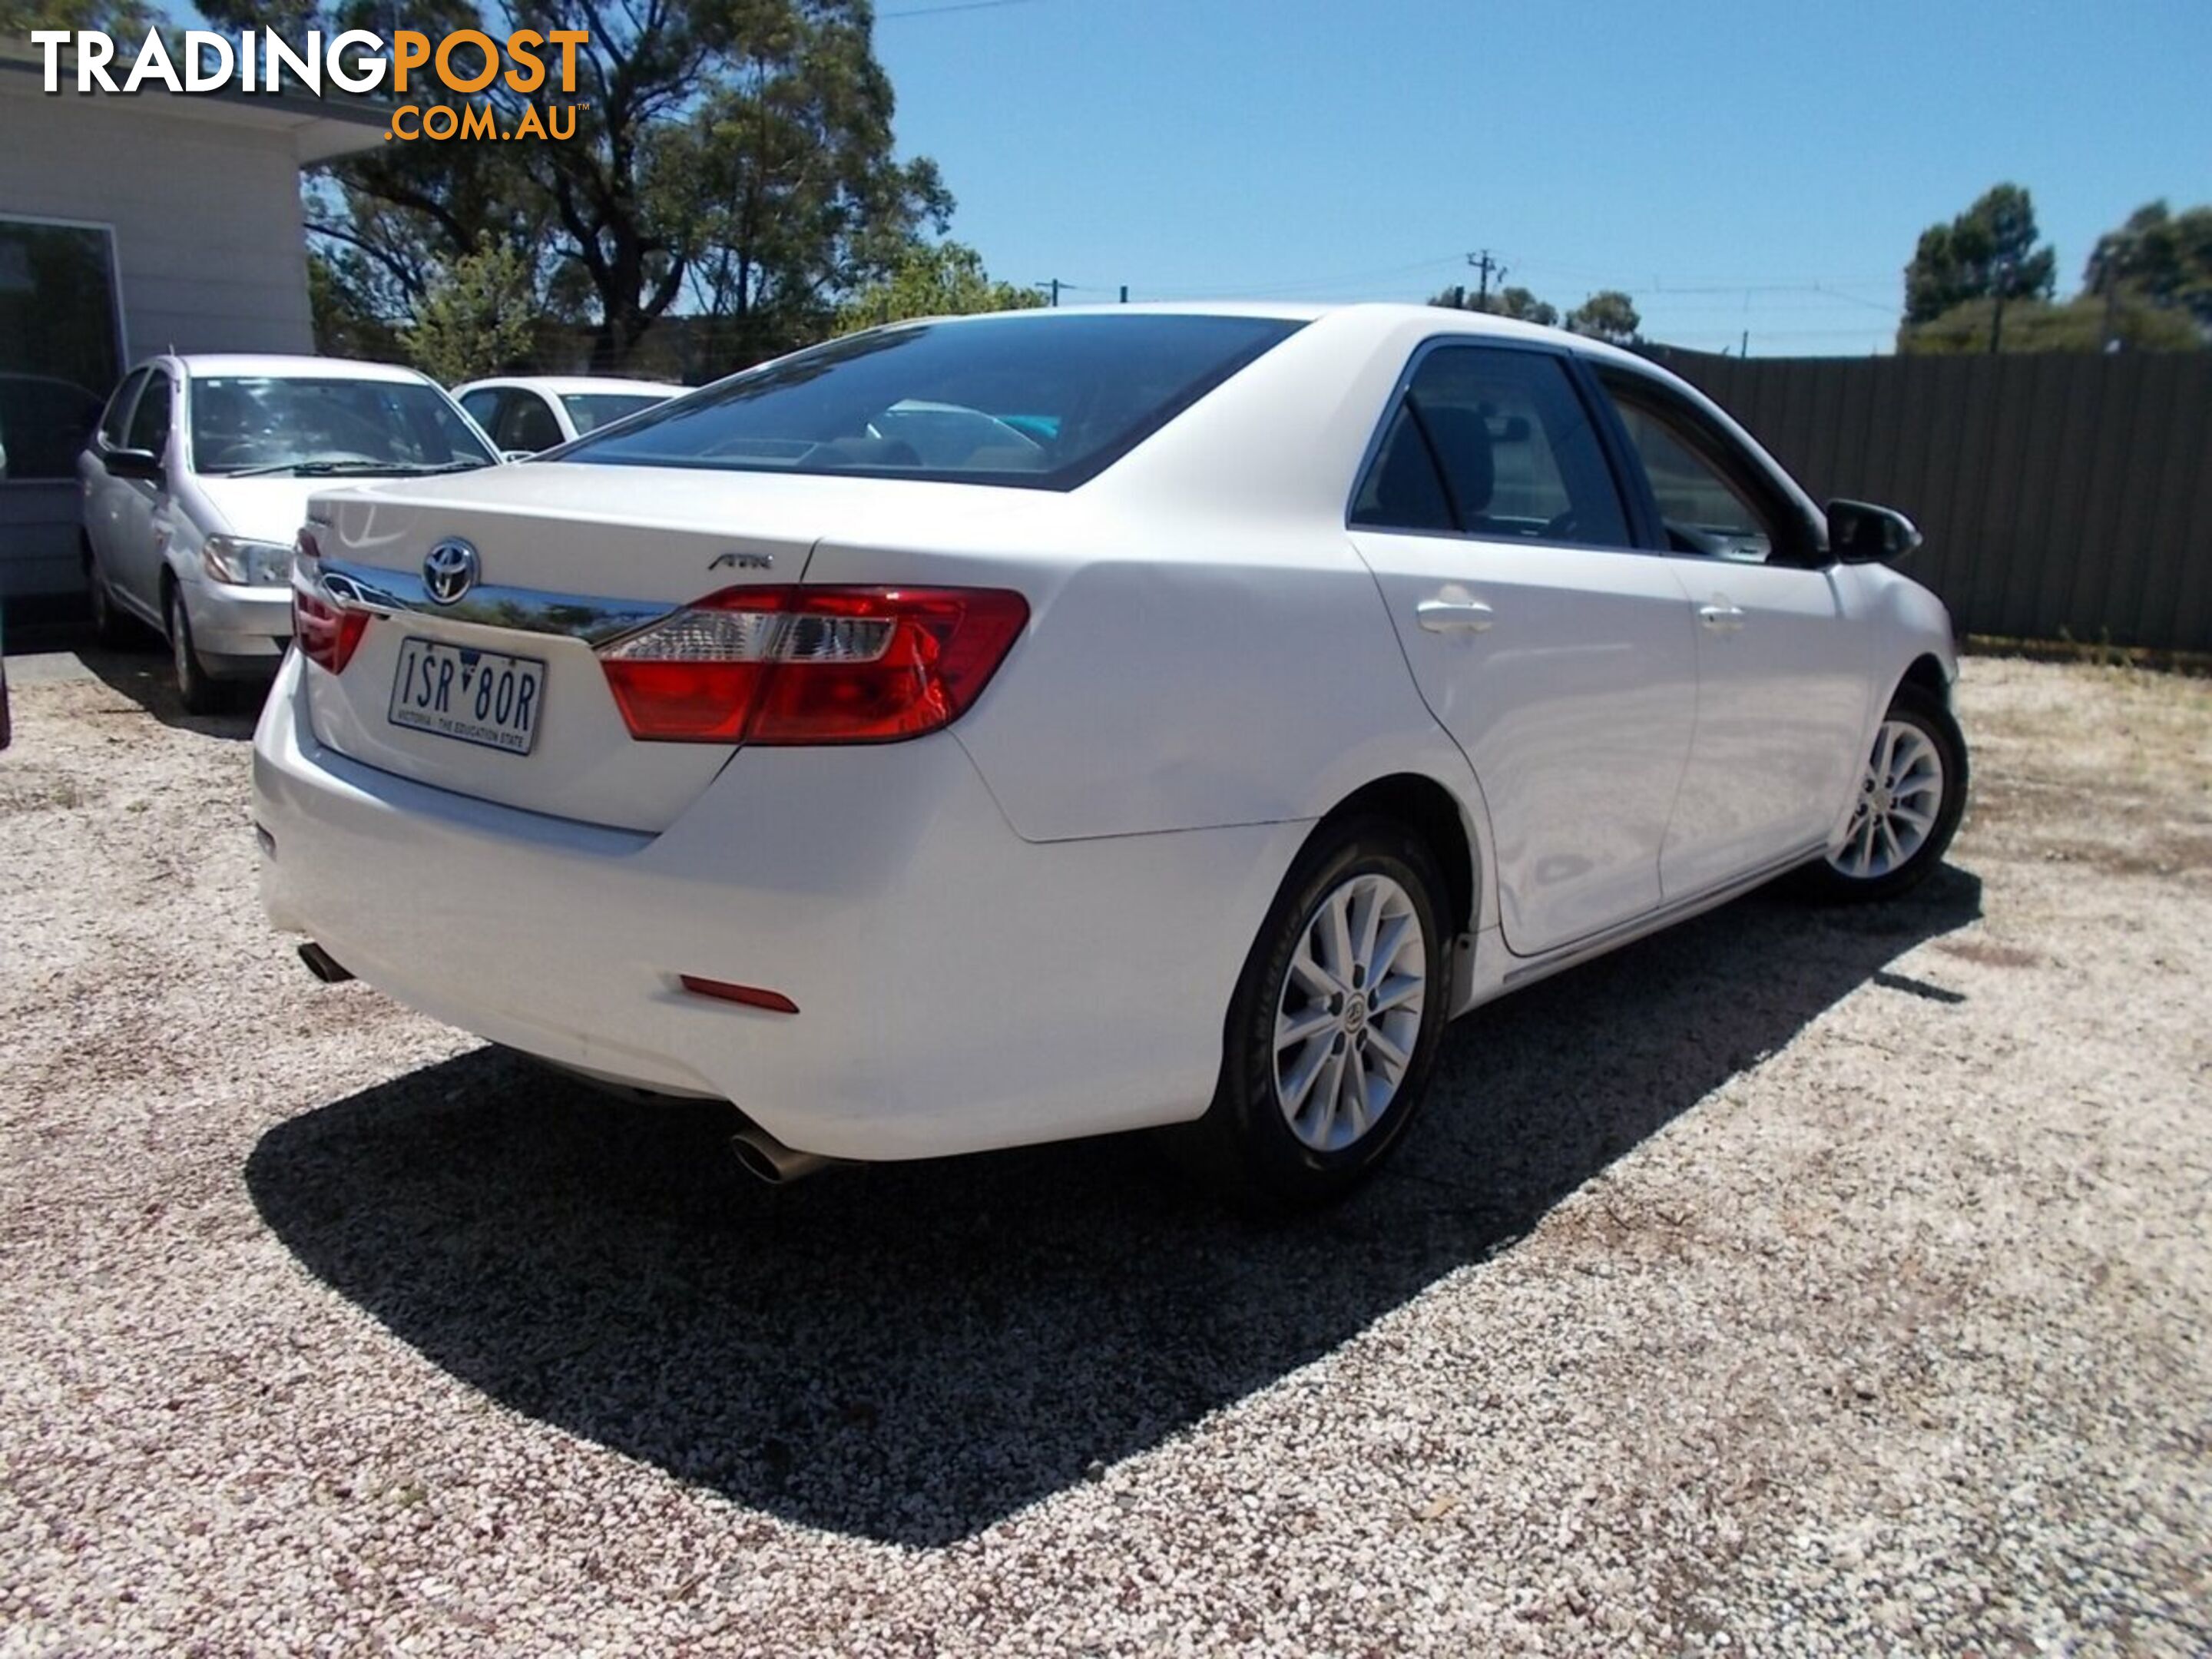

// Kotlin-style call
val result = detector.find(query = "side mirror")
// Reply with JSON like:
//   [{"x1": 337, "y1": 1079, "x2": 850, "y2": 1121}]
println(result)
[
  {"x1": 1826, "y1": 498, "x2": 1922, "y2": 565},
  {"x1": 106, "y1": 446, "x2": 165, "y2": 485}
]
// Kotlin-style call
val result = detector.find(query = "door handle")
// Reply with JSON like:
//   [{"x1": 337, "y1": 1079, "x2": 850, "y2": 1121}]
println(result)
[
  {"x1": 1416, "y1": 598, "x2": 1495, "y2": 634},
  {"x1": 1697, "y1": 601, "x2": 1746, "y2": 633}
]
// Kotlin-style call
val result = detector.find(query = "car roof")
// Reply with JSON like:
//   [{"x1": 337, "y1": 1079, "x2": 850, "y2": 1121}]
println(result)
[
  {"x1": 454, "y1": 376, "x2": 689, "y2": 396},
  {"x1": 162, "y1": 354, "x2": 439, "y2": 384}
]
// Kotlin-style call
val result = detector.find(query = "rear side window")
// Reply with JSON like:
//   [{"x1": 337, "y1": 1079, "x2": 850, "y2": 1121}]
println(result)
[
  {"x1": 1352, "y1": 346, "x2": 1631, "y2": 550},
  {"x1": 125, "y1": 371, "x2": 171, "y2": 455},
  {"x1": 564, "y1": 313, "x2": 1305, "y2": 490}
]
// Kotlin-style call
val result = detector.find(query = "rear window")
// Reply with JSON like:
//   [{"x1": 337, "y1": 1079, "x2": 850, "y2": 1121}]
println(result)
[{"x1": 562, "y1": 313, "x2": 1305, "y2": 489}]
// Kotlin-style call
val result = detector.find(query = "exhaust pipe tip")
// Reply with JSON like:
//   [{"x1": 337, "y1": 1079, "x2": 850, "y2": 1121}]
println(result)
[
  {"x1": 297, "y1": 942, "x2": 353, "y2": 985},
  {"x1": 730, "y1": 1124, "x2": 833, "y2": 1185}
]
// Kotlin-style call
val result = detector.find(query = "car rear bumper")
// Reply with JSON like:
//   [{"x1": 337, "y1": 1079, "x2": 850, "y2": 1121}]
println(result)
[{"x1": 252, "y1": 652, "x2": 1305, "y2": 1161}]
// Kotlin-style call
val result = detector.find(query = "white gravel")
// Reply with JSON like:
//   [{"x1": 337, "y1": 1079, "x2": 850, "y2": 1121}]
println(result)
[{"x1": 1, "y1": 647, "x2": 2207, "y2": 1656}]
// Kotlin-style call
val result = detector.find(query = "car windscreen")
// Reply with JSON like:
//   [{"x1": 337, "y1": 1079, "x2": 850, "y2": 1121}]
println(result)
[
  {"x1": 189, "y1": 376, "x2": 498, "y2": 477},
  {"x1": 561, "y1": 313, "x2": 1306, "y2": 489},
  {"x1": 559, "y1": 391, "x2": 672, "y2": 434}
]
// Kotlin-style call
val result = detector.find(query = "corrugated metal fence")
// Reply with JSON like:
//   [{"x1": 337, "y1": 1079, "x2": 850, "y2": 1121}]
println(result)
[{"x1": 1644, "y1": 349, "x2": 2212, "y2": 652}]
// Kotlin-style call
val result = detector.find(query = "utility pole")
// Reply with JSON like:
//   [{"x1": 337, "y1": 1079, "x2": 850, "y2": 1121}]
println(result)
[
  {"x1": 1119, "y1": 284, "x2": 1128, "y2": 304},
  {"x1": 1988, "y1": 255, "x2": 2014, "y2": 355},
  {"x1": 1048, "y1": 278, "x2": 1061, "y2": 308},
  {"x1": 1466, "y1": 250, "x2": 1504, "y2": 307}
]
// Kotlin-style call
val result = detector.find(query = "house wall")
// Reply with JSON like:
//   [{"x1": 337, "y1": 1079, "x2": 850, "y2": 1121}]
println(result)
[{"x1": 0, "y1": 92, "x2": 318, "y2": 605}]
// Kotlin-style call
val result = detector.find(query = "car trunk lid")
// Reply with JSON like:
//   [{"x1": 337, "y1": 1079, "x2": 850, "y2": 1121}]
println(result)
[{"x1": 296, "y1": 464, "x2": 826, "y2": 833}]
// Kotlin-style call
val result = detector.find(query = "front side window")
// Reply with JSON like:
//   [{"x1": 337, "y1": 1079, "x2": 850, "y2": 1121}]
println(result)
[
  {"x1": 564, "y1": 313, "x2": 1305, "y2": 489},
  {"x1": 125, "y1": 372, "x2": 171, "y2": 455},
  {"x1": 1351, "y1": 346, "x2": 1631, "y2": 549},
  {"x1": 0, "y1": 217, "x2": 120, "y2": 481},
  {"x1": 458, "y1": 388, "x2": 501, "y2": 429},
  {"x1": 1602, "y1": 377, "x2": 1792, "y2": 564},
  {"x1": 98, "y1": 368, "x2": 147, "y2": 449},
  {"x1": 187, "y1": 376, "x2": 497, "y2": 477}
]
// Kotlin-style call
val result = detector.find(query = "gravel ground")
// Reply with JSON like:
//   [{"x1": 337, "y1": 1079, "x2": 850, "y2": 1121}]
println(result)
[{"x1": 1, "y1": 648, "x2": 2207, "y2": 1656}]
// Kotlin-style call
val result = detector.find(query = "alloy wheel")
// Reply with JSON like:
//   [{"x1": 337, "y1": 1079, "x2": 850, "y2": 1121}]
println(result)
[
  {"x1": 1830, "y1": 718, "x2": 1945, "y2": 880},
  {"x1": 1272, "y1": 872, "x2": 1428, "y2": 1153}
]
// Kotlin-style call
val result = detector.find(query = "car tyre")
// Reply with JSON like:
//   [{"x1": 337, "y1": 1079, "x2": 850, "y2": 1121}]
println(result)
[
  {"x1": 1177, "y1": 815, "x2": 1453, "y2": 1208},
  {"x1": 167, "y1": 584, "x2": 223, "y2": 716},
  {"x1": 1799, "y1": 682, "x2": 1968, "y2": 903},
  {"x1": 87, "y1": 542, "x2": 134, "y2": 648}
]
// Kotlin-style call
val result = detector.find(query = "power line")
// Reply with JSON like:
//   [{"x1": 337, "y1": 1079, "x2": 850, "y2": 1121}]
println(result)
[
  {"x1": 1149, "y1": 253, "x2": 1468, "y2": 300},
  {"x1": 1654, "y1": 332, "x2": 1893, "y2": 347},
  {"x1": 1021, "y1": 248, "x2": 1905, "y2": 320},
  {"x1": 1624, "y1": 297, "x2": 1900, "y2": 316},
  {"x1": 878, "y1": 0, "x2": 1058, "y2": 20},
  {"x1": 1512, "y1": 257, "x2": 1901, "y2": 290}
]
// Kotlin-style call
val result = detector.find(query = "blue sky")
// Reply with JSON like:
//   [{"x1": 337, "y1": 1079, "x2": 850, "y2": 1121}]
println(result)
[{"x1": 872, "y1": 0, "x2": 2212, "y2": 354}]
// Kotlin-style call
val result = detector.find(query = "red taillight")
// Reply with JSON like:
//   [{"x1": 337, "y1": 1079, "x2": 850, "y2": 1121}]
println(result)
[
  {"x1": 598, "y1": 585, "x2": 1028, "y2": 745},
  {"x1": 291, "y1": 528, "x2": 369, "y2": 675},
  {"x1": 293, "y1": 588, "x2": 369, "y2": 675}
]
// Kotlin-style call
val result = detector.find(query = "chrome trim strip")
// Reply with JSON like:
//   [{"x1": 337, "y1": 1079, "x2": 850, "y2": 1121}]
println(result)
[
  {"x1": 1498, "y1": 839, "x2": 1827, "y2": 985},
  {"x1": 310, "y1": 555, "x2": 674, "y2": 647}
]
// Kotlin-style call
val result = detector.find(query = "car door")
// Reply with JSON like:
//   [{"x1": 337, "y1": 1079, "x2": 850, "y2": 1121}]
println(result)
[
  {"x1": 1594, "y1": 368, "x2": 1873, "y2": 896},
  {"x1": 1347, "y1": 342, "x2": 1700, "y2": 958},
  {"x1": 109, "y1": 367, "x2": 176, "y2": 618},
  {"x1": 84, "y1": 367, "x2": 147, "y2": 574}
]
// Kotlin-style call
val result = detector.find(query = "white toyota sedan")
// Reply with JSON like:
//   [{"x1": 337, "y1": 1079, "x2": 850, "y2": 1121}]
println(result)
[
  {"x1": 452, "y1": 375, "x2": 687, "y2": 456},
  {"x1": 256, "y1": 304, "x2": 1966, "y2": 1204}
]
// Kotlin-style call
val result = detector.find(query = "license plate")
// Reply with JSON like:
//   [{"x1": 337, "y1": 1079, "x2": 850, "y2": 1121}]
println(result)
[{"x1": 387, "y1": 636, "x2": 545, "y2": 756}]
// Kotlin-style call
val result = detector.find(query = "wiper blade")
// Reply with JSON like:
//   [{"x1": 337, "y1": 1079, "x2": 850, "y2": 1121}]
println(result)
[
  {"x1": 212, "y1": 459, "x2": 416, "y2": 478},
  {"x1": 213, "y1": 456, "x2": 494, "y2": 478}
]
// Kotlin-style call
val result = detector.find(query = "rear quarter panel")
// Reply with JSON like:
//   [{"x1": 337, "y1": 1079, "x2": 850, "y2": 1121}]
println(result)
[{"x1": 806, "y1": 523, "x2": 1482, "y2": 847}]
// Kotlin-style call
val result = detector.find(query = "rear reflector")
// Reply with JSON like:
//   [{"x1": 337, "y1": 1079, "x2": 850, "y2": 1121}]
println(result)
[
  {"x1": 598, "y1": 585, "x2": 1027, "y2": 744},
  {"x1": 678, "y1": 975, "x2": 800, "y2": 1014}
]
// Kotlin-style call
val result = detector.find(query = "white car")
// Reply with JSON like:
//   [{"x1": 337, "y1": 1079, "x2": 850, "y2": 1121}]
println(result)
[
  {"x1": 257, "y1": 304, "x2": 1966, "y2": 1204},
  {"x1": 79, "y1": 355, "x2": 500, "y2": 712},
  {"x1": 452, "y1": 376, "x2": 687, "y2": 456}
]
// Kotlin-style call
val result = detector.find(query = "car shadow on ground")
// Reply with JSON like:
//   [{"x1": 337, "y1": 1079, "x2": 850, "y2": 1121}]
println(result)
[
  {"x1": 75, "y1": 637, "x2": 267, "y2": 738},
  {"x1": 246, "y1": 865, "x2": 1982, "y2": 1547}
]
